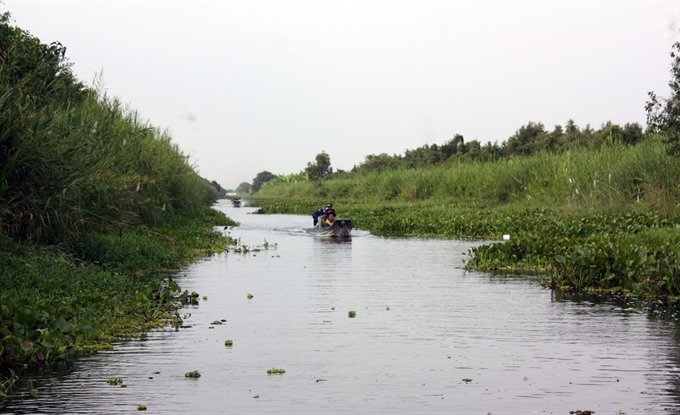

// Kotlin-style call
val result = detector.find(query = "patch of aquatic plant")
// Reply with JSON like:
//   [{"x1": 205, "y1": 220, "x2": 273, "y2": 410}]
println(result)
[
  {"x1": 184, "y1": 370, "x2": 201, "y2": 378},
  {"x1": 224, "y1": 339, "x2": 233, "y2": 346},
  {"x1": 267, "y1": 368, "x2": 286, "y2": 375},
  {"x1": 228, "y1": 238, "x2": 278, "y2": 254},
  {"x1": 187, "y1": 292, "x2": 200, "y2": 305},
  {"x1": 348, "y1": 311, "x2": 357, "y2": 318},
  {"x1": 137, "y1": 404, "x2": 147, "y2": 411},
  {"x1": 0, "y1": 370, "x2": 18, "y2": 399},
  {"x1": 0, "y1": 209, "x2": 234, "y2": 387},
  {"x1": 247, "y1": 294, "x2": 254, "y2": 299},
  {"x1": 468, "y1": 228, "x2": 680, "y2": 297},
  {"x1": 107, "y1": 377, "x2": 124, "y2": 386},
  {"x1": 462, "y1": 378, "x2": 473, "y2": 383}
]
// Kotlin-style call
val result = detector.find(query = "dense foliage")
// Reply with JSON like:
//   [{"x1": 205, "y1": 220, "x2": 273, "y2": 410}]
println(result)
[
  {"x1": 646, "y1": 41, "x2": 680, "y2": 155},
  {"x1": 0, "y1": 16, "x2": 222, "y2": 243},
  {"x1": 257, "y1": 140, "x2": 679, "y2": 213},
  {"x1": 0, "y1": 13, "x2": 233, "y2": 393},
  {"x1": 349, "y1": 120, "x2": 644, "y2": 175},
  {"x1": 305, "y1": 151, "x2": 333, "y2": 181}
]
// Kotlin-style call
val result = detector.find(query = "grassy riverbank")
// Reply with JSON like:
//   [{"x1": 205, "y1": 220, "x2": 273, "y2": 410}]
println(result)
[
  {"x1": 0, "y1": 207, "x2": 236, "y2": 397},
  {"x1": 0, "y1": 14, "x2": 235, "y2": 396},
  {"x1": 249, "y1": 140, "x2": 680, "y2": 298}
]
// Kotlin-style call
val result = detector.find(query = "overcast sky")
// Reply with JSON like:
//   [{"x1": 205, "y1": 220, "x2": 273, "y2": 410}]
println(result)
[{"x1": 4, "y1": 1, "x2": 679, "y2": 189}]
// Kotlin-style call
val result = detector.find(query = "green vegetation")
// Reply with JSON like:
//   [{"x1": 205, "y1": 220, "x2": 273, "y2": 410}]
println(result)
[
  {"x1": 184, "y1": 370, "x2": 201, "y2": 378},
  {"x1": 646, "y1": 41, "x2": 680, "y2": 155},
  {"x1": 0, "y1": 12, "x2": 235, "y2": 394},
  {"x1": 250, "y1": 138, "x2": 679, "y2": 298},
  {"x1": 348, "y1": 311, "x2": 357, "y2": 318},
  {"x1": 246, "y1": 48, "x2": 680, "y2": 301},
  {"x1": 255, "y1": 139, "x2": 678, "y2": 211},
  {"x1": 267, "y1": 368, "x2": 286, "y2": 375},
  {"x1": 107, "y1": 377, "x2": 124, "y2": 386},
  {"x1": 305, "y1": 151, "x2": 333, "y2": 181},
  {"x1": 249, "y1": 39, "x2": 680, "y2": 298}
]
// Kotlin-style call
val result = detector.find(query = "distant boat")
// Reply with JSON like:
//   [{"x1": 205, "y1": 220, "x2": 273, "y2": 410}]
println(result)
[
  {"x1": 305, "y1": 218, "x2": 352, "y2": 237},
  {"x1": 231, "y1": 198, "x2": 242, "y2": 207}
]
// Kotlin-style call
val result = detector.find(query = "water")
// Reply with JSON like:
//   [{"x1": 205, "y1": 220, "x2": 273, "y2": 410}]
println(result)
[{"x1": 3, "y1": 199, "x2": 680, "y2": 414}]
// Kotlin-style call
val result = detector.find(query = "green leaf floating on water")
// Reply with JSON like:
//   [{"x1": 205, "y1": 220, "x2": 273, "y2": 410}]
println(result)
[
  {"x1": 107, "y1": 377, "x2": 124, "y2": 386},
  {"x1": 267, "y1": 368, "x2": 285, "y2": 375}
]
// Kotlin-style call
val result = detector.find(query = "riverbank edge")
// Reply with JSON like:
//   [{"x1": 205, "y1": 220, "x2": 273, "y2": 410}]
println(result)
[
  {"x1": 247, "y1": 196, "x2": 680, "y2": 299},
  {"x1": 0, "y1": 206, "x2": 237, "y2": 397}
]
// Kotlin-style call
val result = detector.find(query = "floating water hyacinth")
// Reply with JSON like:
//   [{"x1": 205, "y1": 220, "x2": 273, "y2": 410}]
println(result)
[
  {"x1": 107, "y1": 377, "x2": 124, "y2": 386},
  {"x1": 267, "y1": 368, "x2": 286, "y2": 375}
]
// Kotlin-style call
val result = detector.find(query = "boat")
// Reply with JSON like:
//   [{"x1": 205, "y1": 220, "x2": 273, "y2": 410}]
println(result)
[
  {"x1": 231, "y1": 198, "x2": 242, "y2": 207},
  {"x1": 305, "y1": 218, "x2": 352, "y2": 237}
]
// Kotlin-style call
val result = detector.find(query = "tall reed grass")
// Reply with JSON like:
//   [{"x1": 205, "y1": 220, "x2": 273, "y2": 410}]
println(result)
[
  {"x1": 0, "y1": 16, "x2": 229, "y2": 384},
  {"x1": 0, "y1": 86, "x2": 220, "y2": 243},
  {"x1": 257, "y1": 139, "x2": 679, "y2": 213}
]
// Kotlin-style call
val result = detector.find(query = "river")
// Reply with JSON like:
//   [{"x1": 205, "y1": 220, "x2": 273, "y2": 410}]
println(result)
[{"x1": 2, "y1": 199, "x2": 680, "y2": 414}]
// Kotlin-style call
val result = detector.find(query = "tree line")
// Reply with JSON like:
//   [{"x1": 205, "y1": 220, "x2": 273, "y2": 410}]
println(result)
[
  {"x1": 351, "y1": 120, "x2": 645, "y2": 175},
  {"x1": 239, "y1": 41, "x2": 680, "y2": 193}
]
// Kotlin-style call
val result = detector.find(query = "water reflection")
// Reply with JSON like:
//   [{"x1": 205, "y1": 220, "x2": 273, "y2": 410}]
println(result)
[{"x1": 3, "y1": 200, "x2": 680, "y2": 414}]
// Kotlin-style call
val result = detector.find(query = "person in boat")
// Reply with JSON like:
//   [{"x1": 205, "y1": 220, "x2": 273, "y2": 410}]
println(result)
[
  {"x1": 312, "y1": 203, "x2": 333, "y2": 226},
  {"x1": 312, "y1": 207, "x2": 324, "y2": 226},
  {"x1": 315, "y1": 211, "x2": 329, "y2": 228},
  {"x1": 326, "y1": 211, "x2": 336, "y2": 227}
]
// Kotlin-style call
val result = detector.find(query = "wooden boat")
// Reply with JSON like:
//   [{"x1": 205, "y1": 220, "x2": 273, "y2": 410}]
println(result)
[
  {"x1": 306, "y1": 218, "x2": 352, "y2": 237},
  {"x1": 231, "y1": 198, "x2": 242, "y2": 207}
]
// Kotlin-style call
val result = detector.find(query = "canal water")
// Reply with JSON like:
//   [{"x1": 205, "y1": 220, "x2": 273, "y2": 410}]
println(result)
[{"x1": 2, "y1": 199, "x2": 680, "y2": 414}]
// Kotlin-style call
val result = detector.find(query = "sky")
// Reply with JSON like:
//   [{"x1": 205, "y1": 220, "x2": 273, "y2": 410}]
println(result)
[{"x1": 4, "y1": 1, "x2": 679, "y2": 189}]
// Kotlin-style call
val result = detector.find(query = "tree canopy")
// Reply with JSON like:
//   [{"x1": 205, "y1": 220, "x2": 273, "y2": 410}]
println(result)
[
  {"x1": 251, "y1": 171, "x2": 277, "y2": 193},
  {"x1": 305, "y1": 151, "x2": 332, "y2": 181},
  {"x1": 646, "y1": 41, "x2": 680, "y2": 155}
]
